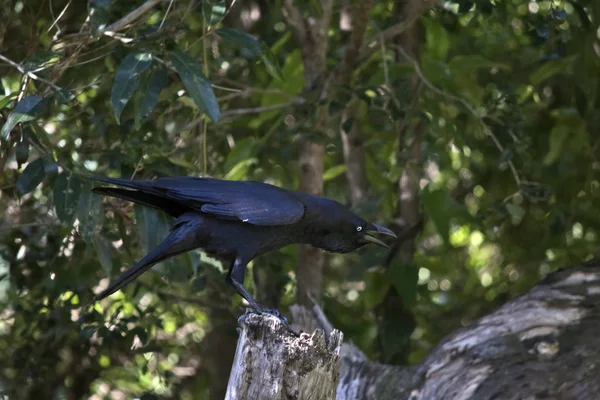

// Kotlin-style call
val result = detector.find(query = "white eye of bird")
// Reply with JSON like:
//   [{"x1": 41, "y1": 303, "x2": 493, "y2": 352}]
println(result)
[{"x1": 356, "y1": 226, "x2": 362, "y2": 232}]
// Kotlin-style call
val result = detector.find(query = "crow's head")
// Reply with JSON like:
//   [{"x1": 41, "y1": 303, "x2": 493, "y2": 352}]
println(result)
[{"x1": 308, "y1": 200, "x2": 397, "y2": 254}]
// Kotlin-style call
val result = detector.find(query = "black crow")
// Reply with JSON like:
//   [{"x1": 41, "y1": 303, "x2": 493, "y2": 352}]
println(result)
[{"x1": 92, "y1": 176, "x2": 396, "y2": 320}]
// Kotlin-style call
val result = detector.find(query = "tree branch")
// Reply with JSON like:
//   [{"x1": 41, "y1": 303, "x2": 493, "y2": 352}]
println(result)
[
  {"x1": 104, "y1": 0, "x2": 167, "y2": 33},
  {"x1": 0, "y1": 53, "x2": 62, "y2": 91},
  {"x1": 281, "y1": 0, "x2": 306, "y2": 44}
]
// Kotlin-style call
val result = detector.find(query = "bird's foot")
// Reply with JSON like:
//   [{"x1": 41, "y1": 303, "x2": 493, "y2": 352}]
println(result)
[{"x1": 237, "y1": 307, "x2": 299, "y2": 336}]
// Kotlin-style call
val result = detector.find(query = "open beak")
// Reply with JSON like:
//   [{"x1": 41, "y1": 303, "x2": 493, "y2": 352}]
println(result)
[{"x1": 362, "y1": 223, "x2": 397, "y2": 248}]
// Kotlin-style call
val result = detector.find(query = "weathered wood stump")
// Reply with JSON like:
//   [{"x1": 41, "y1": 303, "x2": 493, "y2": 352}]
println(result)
[{"x1": 225, "y1": 313, "x2": 343, "y2": 400}]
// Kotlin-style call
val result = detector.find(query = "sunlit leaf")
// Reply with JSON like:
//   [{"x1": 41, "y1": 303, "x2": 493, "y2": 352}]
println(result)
[
  {"x1": 168, "y1": 49, "x2": 220, "y2": 122},
  {"x1": 1, "y1": 96, "x2": 49, "y2": 140},
  {"x1": 23, "y1": 50, "x2": 60, "y2": 73},
  {"x1": 216, "y1": 28, "x2": 262, "y2": 58},
  {"x1": 225, "y1": 158, "x2": 258, "y2": 180},
  {"x1": 261, "y1": 49, "x2": 283, "y2": 80},
  {"x1": 423, "y1": 18, "x2": 449, "y2": 61},
  {"x1": 168, "y1": 156, "x2": 197, "y2": 170},
  {"x1": 16, "y1": 158, "x2": 45, "y2": 195},
  {"x1": 323, "y1": 164, "x2": 346, "y2": 181},
  {"x1": 0, "y1": 93, "x2": 17, "y2": 110},
  {"x1": 53, "y1": 173, "x2": 83, "y2": 223},
  {"x1": 110, "y1": 52, "x2": 153, "y2": 124}
]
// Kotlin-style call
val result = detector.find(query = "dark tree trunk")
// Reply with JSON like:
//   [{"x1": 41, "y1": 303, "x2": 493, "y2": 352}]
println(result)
[{"x1": 282, "y1": 0, "x2": 334, "y2": 306}]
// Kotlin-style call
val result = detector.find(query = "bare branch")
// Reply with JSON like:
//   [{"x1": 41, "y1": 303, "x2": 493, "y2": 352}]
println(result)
[
  {"x1": 358, "y1": 0, "x2": 440, "y2": 62},
  {"x1": 221, "y1": 99, "x2": 304, "y2": 118},
  {"x1": 0, "y1": 53, "x2": 62, "y2": 91},
  {"x1": 281, "y1": 0, "x2": 306, "y2": 44},
  {"x1": 105, "y1": 0, "x2": 166, "y2": 33},
  {"x1": 339, "y1": 0, "x2": 374, "y2": 81}
]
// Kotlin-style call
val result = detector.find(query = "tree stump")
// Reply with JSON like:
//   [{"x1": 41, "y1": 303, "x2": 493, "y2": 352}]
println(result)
[{"x1": 225, "y1": 313, "x2": 343, "y2": 400}]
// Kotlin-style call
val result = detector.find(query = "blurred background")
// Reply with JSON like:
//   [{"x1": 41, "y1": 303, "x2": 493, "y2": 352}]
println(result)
[{"x1": 0, "y1": 0, "x2": 599, "y2": 398}]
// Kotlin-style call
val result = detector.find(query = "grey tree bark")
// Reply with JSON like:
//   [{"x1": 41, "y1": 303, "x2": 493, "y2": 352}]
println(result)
[
  {"x1": 338, "y1": 0, "x2": 374, "y2": 207},
  {"x1": 225, "y1": 313, "x2": 343, "y2": 400},
  {"x1": 226, "y1": 260, "x2": 600, "y2": 400}
]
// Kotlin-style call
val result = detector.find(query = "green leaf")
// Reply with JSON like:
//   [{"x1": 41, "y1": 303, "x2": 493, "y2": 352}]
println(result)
[
  {"x1": 23, "y1": 50, "x2": 60, "y2": 73},
  {"x1": 15, "y1": 140, "x2": 29, "y2": 166},
  {"x1": 216, "y1": 28, "x2": 262, "y2": 58},
  {"x1": 259, "y1": 49, "x2": 303, "y2": 121},
  {"x1": 261, "y1": 49, "x2": 283, "y2": 80},
  {"x1": 1, "y1": 96, "x2": 48, "y2": 140},
  {"x1": 16, "y1": 158, "x2": 45, "y2": 195},
  {"x1": 225, "y1": 158, "x2": 258, "y2": 181},
  {"x1": 529, "y1": 55, "x2": 577, "y2": 86},
  {"x1": 27, "y1": 123, "x2": 54, "y2": 154},
  {"x1": 449, "y1": 55, "x2": 509, "y2": 74},
  {"x1": 543, "y1": 124, "x2": 569, "y2": 165},
  {"x1": 134, "y1": 205, "x2": 171, "y2": 256},
  {"x1": 363, "y1": 267, "x2": 390, "y2": 309},
  {"x1": 505, "y1": 203, "x2": 525, "y2": 220},
  {"x1": 168, "y1": 49, "x2": 220, "y2": 122},
  {"x1": 389, "y1": 261, "x2": 419, "y2": 307},
  {"x1": 93, "y1": 236, "x2": 113, "y2": 276},
  {"x1": 78, "y1": 182, "x2": 104, "y2": 242},
  {"x1": 421, "y1": 184, "x2": 451, "y2": 244},
  {"x1": 110, "y1": 52, "x2": 153, "y2": 124},
  {"x1": 53, "y1": 173, "x2": 83, "y2": 223},
  {"x1": 0, "y1": 93, "x2": 17, "y2": 111},
  {"x1": 323, "y1": 164, "x2": 346, "y2": 181},
  {"x1": 423, "y1": 18, "x2": 450, "y2": 61},
  {"x1": 134, "y1": 67, "x2": 168, "y2": 127}
]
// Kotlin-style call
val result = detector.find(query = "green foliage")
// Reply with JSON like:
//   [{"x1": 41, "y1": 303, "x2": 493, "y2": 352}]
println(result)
[
  {"x1": 168, "y1": 49, "x2": 220, "y2": 122},
  {"x1": 0, "y1": 0, "x2": 599, "y2": 398},
  {"x1": 1, "y1": 96, "x2": 48, "y2": 139},
  {"x1": 110, "y1": 52, "x2": 153, "y2": 124}
]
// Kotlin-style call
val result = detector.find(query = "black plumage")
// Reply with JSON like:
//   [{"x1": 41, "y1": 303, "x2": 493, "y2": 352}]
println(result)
[{"x1": 92, "y1": 176, "x2": 396, "y2": 319}]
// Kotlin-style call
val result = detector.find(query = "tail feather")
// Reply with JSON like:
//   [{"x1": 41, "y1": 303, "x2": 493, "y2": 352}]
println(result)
[
  {"x1": 95, "y1": 216, "x2": 199, "y2": 300},
  {"x1": 92, "y1": 187, "x2": 184, "y2": 217}
]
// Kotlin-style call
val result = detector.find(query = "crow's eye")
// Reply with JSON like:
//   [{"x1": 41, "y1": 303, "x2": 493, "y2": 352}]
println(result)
[{"x1": 356, "y1": 226, "x2": 362, "y2": 232}]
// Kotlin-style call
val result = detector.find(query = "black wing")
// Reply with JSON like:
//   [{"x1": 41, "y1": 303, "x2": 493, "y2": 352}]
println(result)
[{"x1": 92, "y1": 176, "x2": 306, "y2": 226}]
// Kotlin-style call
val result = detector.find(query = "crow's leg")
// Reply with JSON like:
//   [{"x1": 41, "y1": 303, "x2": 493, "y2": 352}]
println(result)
[{"x1": 226, "y1": 258, "x2": 291, "y2": 328}]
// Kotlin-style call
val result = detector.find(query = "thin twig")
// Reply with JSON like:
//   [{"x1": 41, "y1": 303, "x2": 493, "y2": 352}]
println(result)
[
  {"x1": 221, "y1": 100, "x2": 304, "y2": 118},
  {"x1": 47, "y1": 0, "x2": 72, "y2": 33},
  {"x1": 0, "y1": 53, "x2": 62, "y2": 91},
  {"x1": 104, "y1": 0, "x2": 166, "y2": 33},
  {"x1": 158, "y1": 0, "x2": 174, "y2": 31}
]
